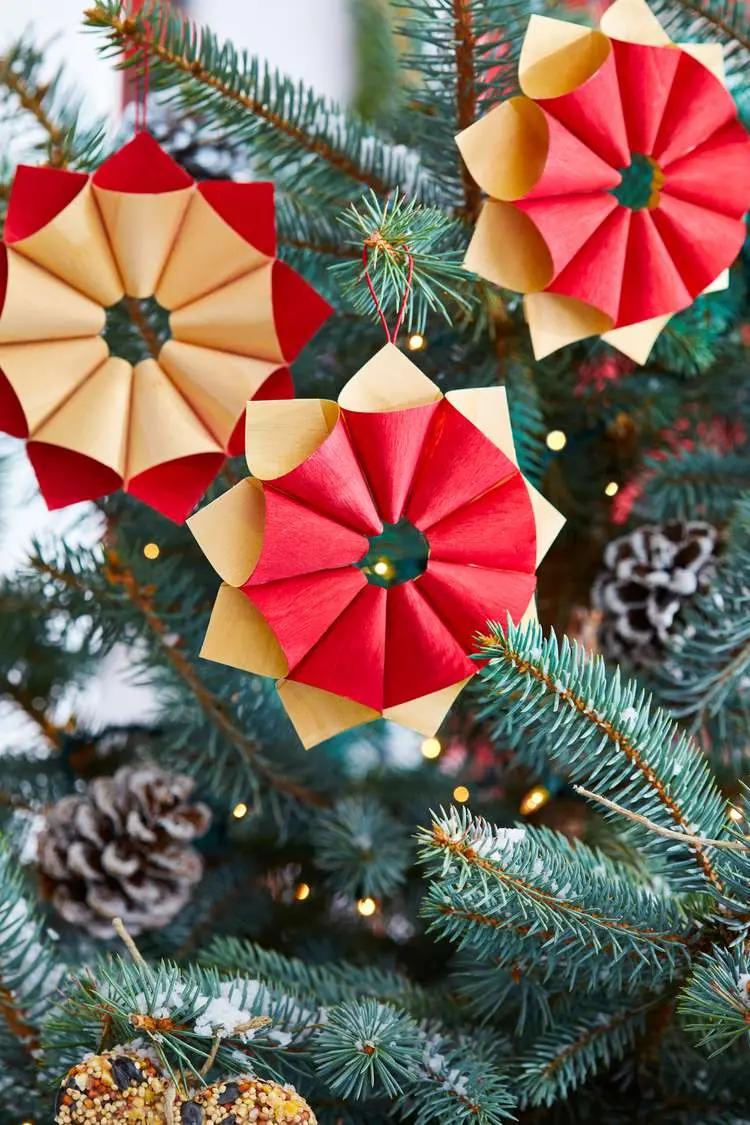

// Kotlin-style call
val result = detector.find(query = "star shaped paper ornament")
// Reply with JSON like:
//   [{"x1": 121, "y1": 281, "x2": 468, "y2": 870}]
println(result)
[
  {"x1": 189, "y1": 344, "x2": 564, "y2": 748},
  {"x1": 0, "y1": 133, "x2": 331, "y2": 521},
  {"x1": 457, "y1": 0, "x2": 750, "y2": 362}
]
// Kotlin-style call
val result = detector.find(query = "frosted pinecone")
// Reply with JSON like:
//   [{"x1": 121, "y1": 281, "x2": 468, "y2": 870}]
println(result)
[
  {"x1": 592, "y1": 520, "x2": 717, "y2": 669},
  {"x1": 38, "y1": 767, "x2": 211, "y2": 939}
]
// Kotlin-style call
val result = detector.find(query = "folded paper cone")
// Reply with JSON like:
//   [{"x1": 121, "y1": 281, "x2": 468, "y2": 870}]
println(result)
[
  {"x1": 0, "y1": 337, "x2": 108, "y2": 435},
  {"x1": 245, "y1": 398, "x2": 340, "y2": 480},
  {"x1": 187, "y1": 478, "x2": 265, "y2": 587},
  {"x1": 383, "y1": 679, "x2": 471, "y2": 737},
  {"x1": 338, "y1": 343, "x2": 442, "y2": 411},
  {"x1": 125, "y1": 359, "x2": 221, "y2": 479},
  {"x1": 0, "y1": 248, "x2": 105, "y2": 343},
  {"x1": 201, "y1": 583, "x2": 288, "y2": 678},
  {"x1": 170, "y1": 261, "x2": 283, "y2": 363},
  {"x1": 93, "y1": 185, "x2": 194, "y2": 298},
  {"x1": 277, "y1": 680, "x2": 379, "y2": 749}
]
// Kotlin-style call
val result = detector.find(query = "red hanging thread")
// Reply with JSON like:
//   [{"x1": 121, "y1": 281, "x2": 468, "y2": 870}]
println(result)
[
  {"x1": 123, "y1": 0, "x2": 150, "y2": 132},
  {"x1": 362, "y1": 240, "x2": 414, "y2": 345}
]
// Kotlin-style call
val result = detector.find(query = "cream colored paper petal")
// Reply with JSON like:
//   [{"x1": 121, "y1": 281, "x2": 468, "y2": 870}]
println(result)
[
  {"x1": 0, "y1": 337, "x2": 108, "y2": 434},
  {"x1": 599, "y1": 0, "x2": 670, "y2": 45},
  {"x1": 703, "y1": 269, "x2": 729, "y2": 295},
  {"x1": 32, "y1": 356, "x2": 132, "y2": 473},
  {"x1": 445, "y1": 387, "x2": 518, "y2": 465},
  {"x1": 170, "y1": 262, "x2": 283, "y2": 363},
  {"x1": 156, "y1": 190, "x2": 271, "y2": 311},
  {"x1": 601, "y1": 315, "x2": 671, "y2": 363},
  {"x1": 245, "y1": 398, "x2": 339, "y2": 480},
  {"x1": 464, "y1": 202, "x2": 553, "y2": 293},
  {"x1": 12, "y1": 181, "x2": 124, "y2": 307},
  {"x1": 187, "y1": 478, "x2": 264, "y2": 588},
  {"x1": 524, "y1": 293, "x2": 613, "y2": 359},
  {"x1": 92, "y1": 185, "x2": 194, "y2": 299},
  {"x1": 456, "y1": 98, "x2": 547, "y2": 201},
  {"x1": 277, "y1": 680, "x2": 379, "y2": 749},
  {"x1": 526, "y1": 482, "x2": 565, "y2": 566},
  {"x1": 384, "y1": 678, "x2": 470, "y2": 737},
  {"x1": 679, "y1": 43, "x2": 725, "y2": 83},
  {"x1": 521, "y1": 596, "x2": 538, "y2": 627},
  {"x1": 520, "y1": 16, "x2": 611, "y2": 98},
  {"x1": 201, "y1": 583, "x2": 288, "y2": 677},
  {"x1": 338, "y1": 343, "x2": 442, "y2": 412},
  {"x1": 0, "y1": 249, "x2": 105, "y2": 343},
  {"x1": 159, "y1": 339, "x2": 280, "y2": 448},
  {"x1": 126, "y1": 359, "x2": 221, "y2": 479}
]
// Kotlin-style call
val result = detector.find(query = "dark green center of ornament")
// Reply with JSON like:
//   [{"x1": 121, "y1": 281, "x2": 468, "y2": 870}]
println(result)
[
  {"x1": 612, "y1": 153, "x2": 661, "y2": 211},
  {"x1": 356, "y1": 519, "x2": 429, "y2": 588},
  {"x1": 104, "y1": 296, "x2": 172, "y2": 364}
]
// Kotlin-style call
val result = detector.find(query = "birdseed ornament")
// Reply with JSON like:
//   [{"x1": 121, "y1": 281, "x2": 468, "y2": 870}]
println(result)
[
  {"x1": 54, "y1": 1050, "x2": 317, "y2": 1124},
  {"x1": 457, "y1": 0, "x2": 750, "y2": 362},
  {"x1": 0, "y1": 132, "x2": 331, "y2": 521},
  {"x1": 189, "y1": 343, "x2": 564, "y2": 748}
]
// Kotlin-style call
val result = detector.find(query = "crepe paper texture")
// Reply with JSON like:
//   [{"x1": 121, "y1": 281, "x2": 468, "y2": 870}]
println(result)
[
  {"x1": 0, "y1": 133, "x2": 331, "y2": 521},
  {"x1": 189, "y1": 344, "x2": 565, "y2": 748},
  {"x1": 457, "y1": 0, "x2": 750, "y2": 362}
]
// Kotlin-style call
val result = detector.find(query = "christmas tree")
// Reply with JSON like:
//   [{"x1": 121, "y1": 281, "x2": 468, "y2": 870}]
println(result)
[{"x1": 1, "y1": 0, "x2": 750, "y2": 1121}]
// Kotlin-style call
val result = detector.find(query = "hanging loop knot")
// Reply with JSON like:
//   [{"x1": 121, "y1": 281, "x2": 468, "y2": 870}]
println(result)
[{"x1": 361, "y1": 238, "x2": 414, "y2": 345}]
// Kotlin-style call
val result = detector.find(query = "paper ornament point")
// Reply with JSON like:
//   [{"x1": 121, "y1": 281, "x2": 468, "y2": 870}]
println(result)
[
  {"x1": 5, "y1": 166, "x2": 88, "y2": 243},
  {"x1": 127, "y1": 452, "x2": 225, "y2": 523},
  {"x1": 92, "y1": 131, "x2": 193, "y2": 193},
  {"x1": 28, "y1": 443, "x2": 123, "y2": 509},
  {"x1": 199, "y1": 181, "x2": 277, "y2": 258},
  {"x1": 271, "y1": 260, "x2": 333, "y2": 362},
  {"x1": 0, "y1": 367, "x2": 29, "y2": 438},
  {"x1": 277, "y1": 681, "x2": 380, "y2": 749}
]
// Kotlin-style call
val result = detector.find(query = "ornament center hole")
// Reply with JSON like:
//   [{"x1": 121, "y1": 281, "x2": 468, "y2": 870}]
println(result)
[
  {"x1": 356, "y1": 519, "x2": 429, "y2": 588},
  {"x1": 612, "y1": 153, "x2": 662, "y2": 211},
  {"x1": 104, "y1": 296, "x2": 172, "y2": 364}
]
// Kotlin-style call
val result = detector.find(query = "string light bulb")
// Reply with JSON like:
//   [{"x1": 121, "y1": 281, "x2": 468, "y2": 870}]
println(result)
[
  {"x1": 604, "y1": 481, "x2": 619, "y2": 497},
  {"x1": 357, "y1": 896, "x2": 378, "y2": 917},
  {"x1": 407, "y1": 332, "x2": 426, "y2": 351},
  {"x1": 453, "y1": 785, "x2": 470, "y2": 803},
  {"x1": 373, "y1": 559, "x2": 391, "y2": 577},
  {"x1": 546, "y1": 430, "x2": 567, "y2": 452},
  {"x1": 294, "y1": 882, "x2": 311, "y2": 901},
  {"x1": 728, "y1": 806, "x2": 743, "y2": 822},
  {"x1": 421, "y1": 737, "x2": 442, "y2": 760},
  {"x1": 232, "y1": 802, "x2": 249, "y2": 820},
  {"x1": 520, "y1": 785, "x2": 550, "y2": 815},
  {"x1": 143, "y1": 542, "x2": 160, "y2": 560}
]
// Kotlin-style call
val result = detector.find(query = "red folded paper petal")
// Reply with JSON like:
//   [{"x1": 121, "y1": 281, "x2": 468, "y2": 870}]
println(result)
[
  {"x1": 525, "y1": 111, "x2": 621, "y2": 199},
  {"x1": 198, "y1": 181, "x2": 276, "y2": 257},
  {"x1": 536, "y1": 47, "x2": 629, "y2": 169},
  {"x1": 27, "y1": 443, "x2": 123, "y2": 509},
  {"x1": 92, "y1": 132, "x2": 193, "y2": 193},
  {"x1": 612, "y1": 40, "x2": 679, "y2": 158},
  {"x1": 247, "y1": 488, "x2": 369, "y2": 585},
  {"x1": 406, "y1": 400, "x2": 518, "y2": 531},
  {"x1": 663, "y1": 121, "x2": 750, "y2": 217},
  {"x1": 653, "y1": 49, "x2": 738, "y2": 168},
  {"x1": 289, "y1": 584, "x2": 387, "y2": 710},
  {"x1": 419, "y1": 559, "x2": 536, "y2": 650},
  {"x1": 126, "y1": 452, "x2": 225, "y2": 523},
  {"x1": 384, "y1": 582, "x2": 475, "y2": 708},
  {"x1": 616, "y1": 210, "x2": 692, "y2": 327},
  {"x1": 270, "y1": 413, "x2": 381, "y2": 535},
  {"x1": 425, "y1": 475, "x2": 537, "y2": 571},
  {"x1": 652, "y1": 192, "x2": 746, "y2": 297},
  {"x1": 245, "y1": 567, "x2": 365, "y2": 670},
  {"x1": 226, "y1": 366, "x2": 293, "y2": 457},
  {"x1": 5, "y1": 166, "x2": 88, "y2": 243},
  {"x1": 517, "y1": 193, "x2": 619, "y2": 283},
  {"x1": 342, "y1": 401, "x2": 441, "y2": 524},
  {"x1": 272, "y1": 261, "x2": 333, "y2": 363},
  {"x1": 548, "y1": 206, "x2": 631, "y2": 322},
  {"x1": 0, "y1": 367, "x2": 28, "y2": 438}
]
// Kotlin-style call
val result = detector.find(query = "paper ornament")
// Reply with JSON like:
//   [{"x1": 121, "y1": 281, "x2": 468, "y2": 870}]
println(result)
[
  {"x1": 0, "y1": 133, "x2": 331, "y2": 521},
  {"x1": 55, "y1": 1050, "x2": 317, "y2": 1125},
  {"x1": 189, "y1": 343, "x2": 564, "y2": 748},
  {"x1": 457, "y1": 0, "x2": 750, "y2": 362}
]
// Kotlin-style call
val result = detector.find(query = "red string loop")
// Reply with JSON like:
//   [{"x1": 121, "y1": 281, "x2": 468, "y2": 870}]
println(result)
[
  {"x1": 362, "y1": 243, "x2": 414, "y2": 345},
  {"x1": 127, "y1": 0, "x2": 149, "y2": 133}
]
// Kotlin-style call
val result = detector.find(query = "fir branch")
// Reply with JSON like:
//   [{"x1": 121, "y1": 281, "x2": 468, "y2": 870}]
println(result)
[
  {"x1": 121, "y1": 298, "x2": 161, "y2": 359},
  {"x1": 661, "y1": 0, "x2": 750, "y2": 53},
  {"x1": 2, "y1": 683, "x2": 64, "y2": 750},
  {"x1": 0, "y1": 56, "x2": 67, "y2": 166},
  {"x1": 678, "y1": 946, "x2": 750, "y2": 1054},
  {"x1": 452, "y1": 0, "x2": 481, "y2": 222}
]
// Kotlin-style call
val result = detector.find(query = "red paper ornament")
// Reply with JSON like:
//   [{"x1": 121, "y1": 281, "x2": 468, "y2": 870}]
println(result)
[{"x1": 0, "y1": 133, "x2": 331, "y2": 521}]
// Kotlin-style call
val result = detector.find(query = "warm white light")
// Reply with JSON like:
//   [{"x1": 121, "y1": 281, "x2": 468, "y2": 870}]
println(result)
[
  {"x1": 421, "y1": 737, "x2": 442, "y2": 760},
  {"x1": 407, "y1": 333, "x2": 426, "y2": 351},
  {"x1": 232, "y1": 802, "x2": 249, "y2": 819},
  {"x1": 546, "y1": 430, "x2": 567, "y2": 452},
  {"x1": 357, "y1": 896, "x2": 378, "y2": 917},
  {"x1": 143, "y1": 542, "x2": 160, "y2": 560},
  {"x1": 604, "y1": 481, "x2": 619, "y2": 497},
  {"x1": 294, "y1": 882, "x2": 311, "y2": 901},
  {"x1": 728, "y1": 806, "x2": 743, "y2": 823},
  {"x1": 453, "y1": 785, "x2": 470, "y2": 804},
  {"x1": 373, "y1": 559, "x2": 391, "y2": 577},
  {"x1": 520, "y1": 785, "x2": 550, "y2": 815}
]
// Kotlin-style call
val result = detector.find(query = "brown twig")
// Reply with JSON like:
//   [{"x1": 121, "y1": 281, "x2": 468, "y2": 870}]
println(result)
[
  {"x1": 0, "y1": 60, "x2": 68, "y2": 167},
  {"x1": 112, "y1": 916, "x2": 147, "y2": 965},
  {"x1": 3, "y1": 682, "x2": 64, "y2": 749},
  {"x1": 452, "y1": 0, "x2": 481, "y2": 223},
  {"x1": 85, "y1": 6, "x2": 391, "y2": 194},
  {"x1": 575, "y1": 786, "x2": 749, "y2": 853},
  {"x1": 122, "y1": 297, "x2": 162, "y2": 359}
]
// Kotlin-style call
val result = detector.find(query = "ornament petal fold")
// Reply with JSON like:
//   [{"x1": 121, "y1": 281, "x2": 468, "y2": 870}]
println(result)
[
  {"x1": 337, "y1": 343, "x2": 441, "y2": 411},
  {"x1": 384, "y1": 582, "x2": 475, "y2": 708},
  {"x1": 652, "y1": 192, "x2": 745, "y2": 298},
  {"x1": 526, "y1": 483, "x2": 567, "y2": 566},
  {"x1": 617, "y1": 210, "x2": 692, "y2": 326},
  {"x1": 663, "y1": 121, "x2": 750, "y2": 217},
  {"x1": 382, "y1": 678, "x2": 470, "y2": 737},
  {"x1": 201, "y1": 583, "x2": 288, "y2": 677},
  {"x1": 289, "y1": 585, "x2": 387, "y2": 710},
  {"x1": 463, "y1": 201, "x2": 553, "y2": 292},
  {"x1": 547, "y1": 206, "x2": 631, "y2": 322},
  {"x1": 5, "y1": 171, "x2": 123, "y2": 306},
  {"x1": 653, "y1": 48, "x2": 737, "y2": 166},
  {"x1": 517, "y1": 194, "x2": 620, "y2": 290},
  {"x1": 612, "y1": 39, "x2": 680, "y2": 155},
  {"x1": 602, "y1": 314, "x2": 671, "y2": 363},
  {"x1": 599, "y1": 0, "x2": 671, "y2": 45},
  {"x1": 444, "y1": 387, "x2": 518, "y2": 465},
  {"x1": 0, "y1": 247, "x2": 105, "y2": 343},
  {"x1": 187, "y1": 478, "x2": 265, "y2": 588},
  {"x1": 277, "y1": 681, "x2": 380, "y2": 749},
  {"x1": 0, "y1": 337, "x2": 108, "y2": 438},
  {"x1": 426, "y1": 476, "x2": 537, "y2": 571},
  {"x1": 156, "y1": 183, "x2": 275, "y2": 310},
  {"x1": 419, "y1": 560, "x2": 536, "y2": 650},
  {"x1": 524, "y1": 292, "x2": 613, "y2": 359},
  {"x1": 159, "y1": 339, "x2": 286, "y2": 450}
]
